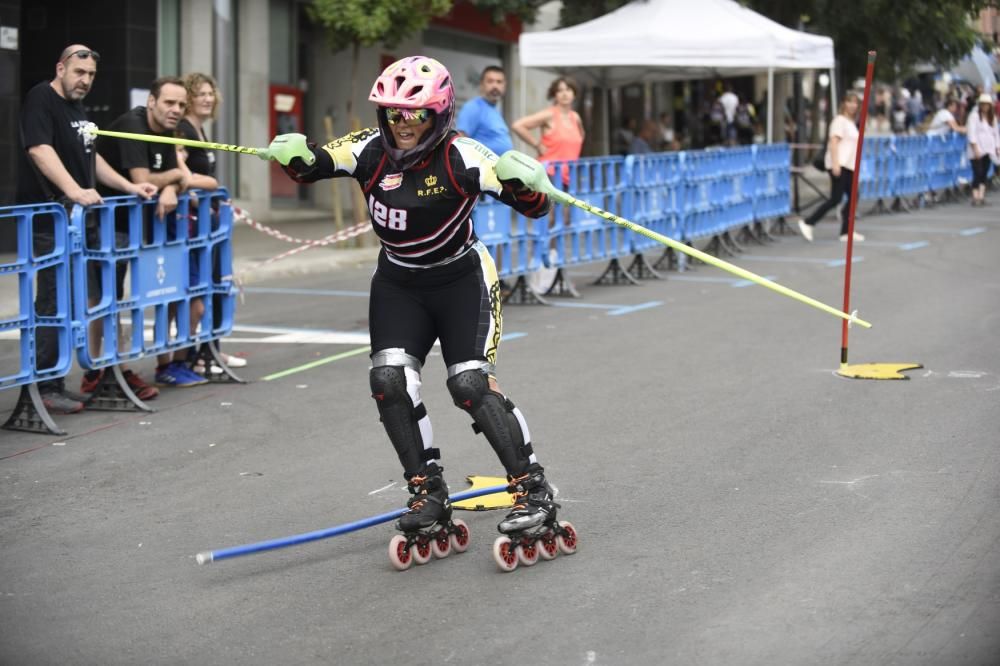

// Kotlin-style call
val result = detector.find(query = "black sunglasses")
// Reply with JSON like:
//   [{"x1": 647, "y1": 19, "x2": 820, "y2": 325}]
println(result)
[{"x1": 62, "y1": 49, "x2": 100, "y2": 64}]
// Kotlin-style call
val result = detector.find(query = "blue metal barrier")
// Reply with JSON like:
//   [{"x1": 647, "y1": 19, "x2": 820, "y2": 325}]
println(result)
[
  {"x1": 562, "y1": 157, "x2": 629, "y2": 266},
  {"x1": 623, "y1": 152, "x2": 684, "y2": 254},
  {"x1": 752, "y1": 144, "x2": 791, "y2": 220},
  {"x1": 472, "y1": 196, "x2": 545, "y2": 278},
  {"x1": 1, "y1": 203, "x2": 74, "y2": 390},
  {"x1": 71, "y1": 190, "x2": 235, "y2": 370}
]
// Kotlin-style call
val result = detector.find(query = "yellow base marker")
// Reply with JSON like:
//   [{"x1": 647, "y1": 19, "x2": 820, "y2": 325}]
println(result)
[
  {"x1": 452, "y1": 475, "x2": 511, "y2": 511},
  {"x1": 837, "y1": 362, "x2": 923, "y2": 380}
]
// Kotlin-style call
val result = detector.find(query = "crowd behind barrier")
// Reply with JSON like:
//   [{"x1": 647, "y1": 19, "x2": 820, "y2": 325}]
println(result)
[
  {"x1": 3, "y1": 136, "x2": 970, "y2": 431},
  {"x1": 474, "y1": 135, "x2": 969, "y2": 285},
  {"x1": 2, "y1": 190, "x2": 236, "y2": 432}
]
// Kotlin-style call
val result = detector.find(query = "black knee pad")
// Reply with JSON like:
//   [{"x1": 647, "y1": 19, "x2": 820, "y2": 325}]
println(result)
[
  {"x1": 446, "y1": 369, "x2": 533, "y2": 475},
  {"x1": 370, "y1": 366, "x2": 436, "y2": 473}
]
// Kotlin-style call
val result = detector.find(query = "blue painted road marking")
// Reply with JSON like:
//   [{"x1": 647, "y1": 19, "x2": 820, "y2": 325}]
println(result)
[{"x1": 549, "y1": 301, "x2": 663, "y2": 315}]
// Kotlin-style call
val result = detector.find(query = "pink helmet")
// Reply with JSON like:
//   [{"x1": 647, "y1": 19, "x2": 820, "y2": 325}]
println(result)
[{"x1": 369, "y1": 56, "x2": 456, "y2": 170}]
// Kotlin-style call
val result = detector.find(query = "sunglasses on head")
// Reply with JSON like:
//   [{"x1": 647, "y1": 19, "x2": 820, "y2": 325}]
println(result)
[
  {"x1": 62, "y1": 49, "x2": 100, "y2": 64},
  {"x1": 385, "y1": 107, "x2": 432, "y2": 126}
]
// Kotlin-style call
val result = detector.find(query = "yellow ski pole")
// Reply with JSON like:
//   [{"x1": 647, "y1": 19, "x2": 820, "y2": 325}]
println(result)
[
  {"x1": 80, "y1": 123, "x2": 266, "y2": 157},
  {"x1": 495, "y1": 150, "x2": 872, "y2": 329}
]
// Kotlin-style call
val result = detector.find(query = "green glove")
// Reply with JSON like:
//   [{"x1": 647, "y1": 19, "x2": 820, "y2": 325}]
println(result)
[{"x1": 258, "y1": 133, "x2": 316, "y2": 167}]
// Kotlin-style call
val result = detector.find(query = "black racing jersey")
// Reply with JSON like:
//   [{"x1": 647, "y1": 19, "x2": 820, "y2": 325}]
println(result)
[{"x1": 286, "y1": 129, "x2": 550, "y2": 268}]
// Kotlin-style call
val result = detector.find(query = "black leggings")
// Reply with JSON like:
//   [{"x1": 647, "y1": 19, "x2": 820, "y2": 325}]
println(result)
[
  {"x1": 971, "y1": 155, "x2": 993, "y2": 189},
  {"x1": 805, "y1": 168, "x2": 853, "y2": 235},
  {"x1": 368, "y1": 243, "x2": 502, "y2": 369}
]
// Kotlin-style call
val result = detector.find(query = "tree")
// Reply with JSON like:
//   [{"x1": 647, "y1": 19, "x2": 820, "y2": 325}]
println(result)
[
  {"x1": 558, "y1": 0, "x2": 636, "y2": 28},
  {"x1": 307, "y1": 0, "x2": 454, "y2": 121},
  {"x1": 745, "y1": 0, "x2": 992, "y2": 84},
  {"x1": 469, "y1": 0, "x2": 550, "y2": 24}
]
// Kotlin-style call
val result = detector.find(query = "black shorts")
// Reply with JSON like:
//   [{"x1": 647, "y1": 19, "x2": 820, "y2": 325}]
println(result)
[{"x1": 369, "y1": 242, "x2": 502, "y2": 369}]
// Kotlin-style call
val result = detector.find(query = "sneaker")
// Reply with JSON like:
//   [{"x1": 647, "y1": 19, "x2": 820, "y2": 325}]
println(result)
[
  {"x1": 124, "y1": 370, "x2": 161, "y2": 400},
  {"x1": 81, "y1": 369, "x2": 104, "y2": 394},
  {"x1": 41, "y1": 391, "x2": 84, "y2": 415},
  {"x1": 840, "y1": 232, "x2": 865, "y2": 242},
  {"x1": 797, "y1": 219, "x2": 814, "y2": 242},
  {"x1": 155, "y1": 362, "x2": 208, "y2": 388},
  {"x1": 192, "y1": 359, "x2": 224, "y2": 376},
  {"x1": 220, "y1": 352, "x2": 247, "y2": 368}
]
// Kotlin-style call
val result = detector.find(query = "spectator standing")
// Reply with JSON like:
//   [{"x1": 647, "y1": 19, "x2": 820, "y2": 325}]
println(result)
[
  {"x1": 734, "y1": 98, "x2": 756, "y2": 145},
  {"x1": 797, "y1": 92, "x2": 865, "y2": 243},
  {"x1": 925, "y1": 98, "x2": 965, "y2": 136},
  {"x1": 455, "y1": 65, "x2": 513, "y2": 157},
  {"x1": 628, "y1": 120, "x2": 658, "y2": 155},
  {"x1": 95, "y1": 76, "x2": 207, "y2": 390},
  {"x1": 511, "y1": 76, "x2": 585, "y2": 293},
  {"x1": 177, "y1": 72, "x2": 247, "y2": 374},
  {"x1": 657, "y1": 112, "x2": 679, "y2": 151},
  {"x1": 613, "y1": 117, "x2": 636, "y2": 156},
  {"x1": 510, "y1": 76, "x2": 584, "y2": 187},
  {"x1": 967, "y1": 93, "x2": 999, "y2": 207},
  {"x1": 16, "y1": 44, "x2": 156, "y2": 413},
  {"x1": 718, "y1": 85, "x2": 739, "y2": 145}
]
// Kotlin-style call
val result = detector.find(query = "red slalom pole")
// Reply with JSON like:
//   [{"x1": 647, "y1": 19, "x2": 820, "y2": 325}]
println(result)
[{"x1": 840, "y1": 51, "x2": 877, "y2": 368}]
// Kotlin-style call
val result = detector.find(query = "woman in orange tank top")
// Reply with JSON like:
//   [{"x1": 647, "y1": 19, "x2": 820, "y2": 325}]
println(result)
[{"x1": 511, "y1": 76, "x2": 585, "y2": 187}]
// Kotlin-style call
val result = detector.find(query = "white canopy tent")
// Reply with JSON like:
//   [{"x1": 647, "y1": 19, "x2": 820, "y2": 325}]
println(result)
[{"x1": 519, "y1": 0, "x2": 836, "y2": 145}]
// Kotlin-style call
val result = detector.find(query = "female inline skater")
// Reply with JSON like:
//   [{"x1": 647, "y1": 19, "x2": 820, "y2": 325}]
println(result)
[{"x1": 260, "y1": 56, "x2": 576, "y2": 570}]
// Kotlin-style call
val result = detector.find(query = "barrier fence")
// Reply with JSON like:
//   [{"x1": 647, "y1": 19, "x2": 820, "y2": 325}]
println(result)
[
  {"x1": 3, "y1": 134, "x2": 969, "y2": 432},
  {"x1": 474, "y1": 134, "x2": 968, "y2": 294},
  {"x1": 2, "y1": 190, "x2": 237, "y2": 435}
]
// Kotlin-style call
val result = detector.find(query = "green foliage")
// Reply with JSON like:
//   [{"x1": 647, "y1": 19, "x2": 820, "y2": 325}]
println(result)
[
  {"x1": 469, "y1": 0, "x2": 550, "y2": 24},
  {"x1": 558, "y1": 0, "x2": 635, "y2": 27},
  {"x1": 307, "y1": 0, "x2": 454, "y2": 51},
  {"x1": 745, "y1": 0, "x2": 991, "y2": 82}
]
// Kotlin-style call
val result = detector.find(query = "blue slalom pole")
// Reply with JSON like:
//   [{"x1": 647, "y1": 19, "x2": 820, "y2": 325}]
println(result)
[{"x1": 195, "y1": 484, "x2": 509, "y2": 565}]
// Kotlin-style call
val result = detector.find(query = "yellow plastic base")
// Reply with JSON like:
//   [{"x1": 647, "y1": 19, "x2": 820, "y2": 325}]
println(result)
[
  {"x1": 837, "y1": 362, "x2": 923, "y2": 380},
  {"x1": 452, "y1": 475, "x2": 511, "y2": 511}
]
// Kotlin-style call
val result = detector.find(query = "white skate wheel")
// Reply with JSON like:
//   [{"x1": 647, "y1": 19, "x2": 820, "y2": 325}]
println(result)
[
  {"x1": 516, "y1": 542, "x2": 539, "y2": 566},
  {"x1": 493, "y1": 536, "x2": 518, "y2": 572},
  {"x1": 388, "y1": 535, "x2": 413, "y2": 571},
  {"x1": 411, "y1": 538, "x2": 432, "y2": 565},
  {"x1": 537, "y1": 535, "x2": 559, "y2": 560},
  {"x1": 449, "y1": 519, "x2": 470, "y2": 553},
  {"x1": 431, "y1": 530, "x2": 451, "y2": 559},
  {"x1": 556, "y1": 520, "x2": 578, "y2": 555}
]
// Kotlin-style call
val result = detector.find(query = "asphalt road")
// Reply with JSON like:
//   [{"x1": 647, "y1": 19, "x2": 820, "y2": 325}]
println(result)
[{"x1": 2, "y1": 200, "x2": 999, "y2": 665}]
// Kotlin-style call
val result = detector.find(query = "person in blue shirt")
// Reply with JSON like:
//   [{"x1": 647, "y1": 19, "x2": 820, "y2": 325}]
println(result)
[{"x1": 456, "y1": 66, "x2": 513, "y2": 156}]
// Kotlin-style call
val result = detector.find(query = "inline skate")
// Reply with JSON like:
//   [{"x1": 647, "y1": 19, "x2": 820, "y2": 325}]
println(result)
[
  {"x1": 492, "y1": 464, "x2": 577, "y2": 572},
  {"x1": 388, "y1": 465, "x2": 470, "y2": 571}
]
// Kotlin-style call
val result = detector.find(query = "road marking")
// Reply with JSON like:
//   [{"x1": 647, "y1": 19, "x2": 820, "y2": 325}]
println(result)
[
  {"x1": 898, "y1": 241, "x2": 930, "y2": 251},
  {"x1": 732, "y1": 276, "x2": 778, "y2": 288},
  {"x1": 740, "y1": 255, "x2": 847, "y2": 264},
  {"x1": 261, "y1": 346, "x2": 372, "y2": 381},
  {"x1": 608, "y1": 301, "x2": 663, "y2": 315},
  {"x1": 959, "y1": 227, "x2": 986, "y2": 236},
  {"x1": 550, "y1": 301, "x2": 662, "y2": 315},
  {"x1": 827, "y1": 257, "x2": 865, "y2": 267},
  {"x1": 241, "y1": 287, "x2": 369, "y2": 298},
  {"x1": 864, "y1": 224, "x2": 972, "y2": 236}
]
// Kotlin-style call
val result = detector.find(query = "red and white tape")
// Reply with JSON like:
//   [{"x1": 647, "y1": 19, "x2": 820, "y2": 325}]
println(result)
[{"x1": 227, "y1": 203, "x2": 373, "y2": 300}]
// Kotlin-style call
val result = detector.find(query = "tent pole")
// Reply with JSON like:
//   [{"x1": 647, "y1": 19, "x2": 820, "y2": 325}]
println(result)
[
  {"x1": 602, "y1": 76, "x2": 610, "y2": 155},
  {"x1": 830, "y1": 67, "x2": 838, "y2": 118},
  {"x1": 766, "y1": 66, "x2": 774, "y2": 143}
]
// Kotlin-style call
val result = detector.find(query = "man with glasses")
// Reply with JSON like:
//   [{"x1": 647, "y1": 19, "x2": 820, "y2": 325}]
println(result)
[{"x1": 16, "y1": 44, "x2": 156, "y2": 415}]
